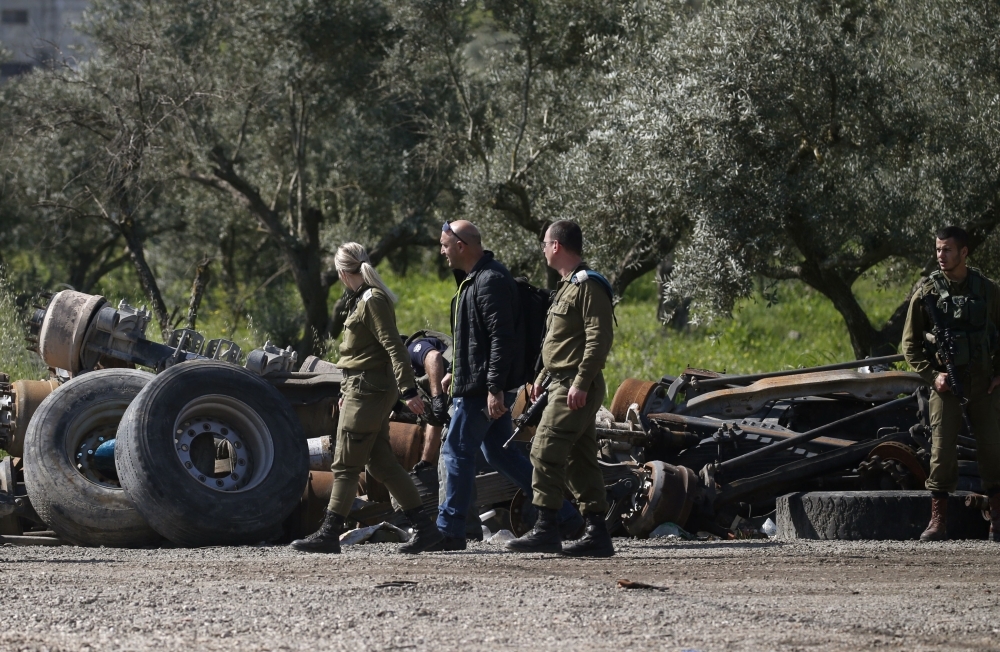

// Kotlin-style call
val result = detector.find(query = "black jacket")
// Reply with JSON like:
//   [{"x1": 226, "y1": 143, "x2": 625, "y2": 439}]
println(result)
[{"x1": 450, "y1": 251, "x2": 524, "y2": 397}]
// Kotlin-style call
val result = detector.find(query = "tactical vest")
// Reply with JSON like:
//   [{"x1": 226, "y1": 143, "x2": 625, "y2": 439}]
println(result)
[{"x1": 923, "y1": 268, "x2": 998, "y2": 371}]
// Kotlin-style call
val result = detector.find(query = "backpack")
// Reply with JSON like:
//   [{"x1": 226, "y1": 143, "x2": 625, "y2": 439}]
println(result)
[{"x1": 515, "y1": 277, "x2": 552, "y2": 384}]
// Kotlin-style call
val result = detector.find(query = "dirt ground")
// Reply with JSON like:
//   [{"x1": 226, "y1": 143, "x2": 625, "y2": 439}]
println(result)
[{"x1": 1, "y1": 538, "x2": 999, "y2": 652}]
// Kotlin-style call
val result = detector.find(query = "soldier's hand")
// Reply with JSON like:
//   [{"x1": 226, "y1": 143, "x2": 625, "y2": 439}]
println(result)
[
  {"x1": 990, "y1": 376, "x2": 1000, "y2": 394},
  {"x1": 487, "y1": 390, "x2": 508, "y2": 419},
  {"x1": 531, "y1": 384, "x2": 544, "y2": 402},
  {"x1": 406, "y1": 396, "x2": 425, "y2": 415},
  {"x1": 567, "y1": 386, "x2": 588, "y2": 410},
  {"x1": 934, "y1": 372, "x2": 951, "y2": 393}
]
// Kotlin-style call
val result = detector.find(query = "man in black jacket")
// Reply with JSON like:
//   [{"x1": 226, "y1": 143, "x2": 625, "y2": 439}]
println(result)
[{"x1": 434, "y1": 220, "x2": 582, "y2": 549}]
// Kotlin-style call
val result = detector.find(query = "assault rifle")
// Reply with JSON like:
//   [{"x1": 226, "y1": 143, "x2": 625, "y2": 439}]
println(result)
[
  {"x1": 503, "y1": 376, "x2": 550, "y2": 449},
  {"x1": 923, "y1": 292, "x2": 975, "y2": 437}
]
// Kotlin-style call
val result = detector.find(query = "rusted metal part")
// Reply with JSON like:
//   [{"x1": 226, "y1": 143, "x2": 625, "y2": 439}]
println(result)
[
  {"x1": 648, "y1": 412, "x2": 855, "y2": 449},
  {"x1": 0, "y1": 378, "x2": 61, "y2": 458},
  {"x1": 624, "y1": 461, "x2": 699, "y2": 536},
  {"x1": 37, "y1": 291, "x2": 107, "y2": 373},
  {"x1": 610, "y1": 378, "x2": 659, "y2": 421},
  {"x1": 715, "y1": 393, "x2": 917, "y2": 473},
  {"x1": 687, "y1": 354, "x2": 907, "y2": 391},
  {"x1": 7, "y1": 378, "x2": 59, "y2": 457},
  {"x1": 389, "y1": 422, "x2": 424, "y2": 472},
  {"x1": 715, "y1": 430, "x2": 910, "y2": 507},
  {"x1": 682, "y1": 370, "x2": 926, "y2": 418},
  {"x1": 283, "y1": 471, "x2": 334, "y2": 540},
  {"x1": 307, "y1": 436, "x2": 334, "y2": 472},
  {"x1": 865, "y1": 442, "x2": 927, "y2": 488}
]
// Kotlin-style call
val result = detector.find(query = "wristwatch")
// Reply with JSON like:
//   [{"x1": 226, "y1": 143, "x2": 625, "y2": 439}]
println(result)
[{"x1": 487, "y1": 384, "x2": 502, "y2": 395}]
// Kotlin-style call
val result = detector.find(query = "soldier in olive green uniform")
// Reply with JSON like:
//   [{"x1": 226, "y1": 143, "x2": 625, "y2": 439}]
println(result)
[
  {"x1": 508, "y1": 220, "x2": 616, "y2": 557},
  {"x1": 901, "y1": 226, "x2": 1000, "y2": 541},
  {"x1": 291, "y1": 243, "x2": 443, "y2": 554}
]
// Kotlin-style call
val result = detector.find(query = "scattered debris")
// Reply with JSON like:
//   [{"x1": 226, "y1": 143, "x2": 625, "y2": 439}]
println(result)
[
  {"x1": 617, "y1": 579, "x2": 669, "y2": 591},
  {"x1": 341, "y1": 522, "x2": 412, "y2": 546}
]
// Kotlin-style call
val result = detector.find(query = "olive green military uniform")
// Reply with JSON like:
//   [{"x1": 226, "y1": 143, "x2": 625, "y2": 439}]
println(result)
[
  {"x1": 901, "y1": 268, "x2": 1000, "y2": 494},
  {"x1": 328, "y1": 285, "x2": 423, "y2": 517},
  {"x1": 530, "y1": 265, "x2": 615, "y2": 514}
]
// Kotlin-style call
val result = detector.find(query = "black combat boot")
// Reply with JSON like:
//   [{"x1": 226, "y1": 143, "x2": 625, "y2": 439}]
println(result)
[
  {"x1": 919, "y1": 494, "x2": 948, "y2": 542},
  {"x1": 506, "y1": 506, "x2": 561, "y2": 553},
  {"x1": 290, "y1": 509, "x2": 344, "y2": 553},
  {"x1": 989, "y1": 491, "x2": 1000, "y2": 543},
  {"x1": 398, "y1": 508, "x2": 445, "y2": 554},
  {"x1": 560, "y1": 511, "x2": 614, "y2": 558}
]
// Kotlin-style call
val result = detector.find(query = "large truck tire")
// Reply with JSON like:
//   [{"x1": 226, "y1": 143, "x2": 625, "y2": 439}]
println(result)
[
  {"x1": 776, "y1": 491, "x2": 989, "y2": 540},
  {"x1": 22, "y1": 369, "x2": 161, "y2": 547},
  {"x1": 116, "y1": 360, "x2": 309, "y2": 546}
]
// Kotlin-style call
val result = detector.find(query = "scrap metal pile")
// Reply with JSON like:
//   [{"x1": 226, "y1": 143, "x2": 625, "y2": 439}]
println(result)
[{"x1": 0, "y1": 289, "x2": 985, "y2": 547}]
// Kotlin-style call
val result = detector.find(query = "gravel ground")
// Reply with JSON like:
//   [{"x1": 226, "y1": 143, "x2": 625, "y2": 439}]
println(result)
[{"x1": 1, "y1": 538, "x2": 998, "y2": 651}]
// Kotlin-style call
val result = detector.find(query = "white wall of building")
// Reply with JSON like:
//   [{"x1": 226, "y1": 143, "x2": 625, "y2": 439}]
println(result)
[{"x1": 0, "y1": 0, "x2": 90, "y2": 79}]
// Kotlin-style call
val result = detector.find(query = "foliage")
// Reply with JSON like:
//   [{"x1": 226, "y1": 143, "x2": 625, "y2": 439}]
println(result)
[{"x1": 645, "y1": 0, "x2": 1000, "y2": 357}]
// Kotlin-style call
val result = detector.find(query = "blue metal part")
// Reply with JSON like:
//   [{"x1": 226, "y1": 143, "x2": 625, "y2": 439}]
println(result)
[{"x1": 92, "y1": 438, "x2": 118, "y2": 481}]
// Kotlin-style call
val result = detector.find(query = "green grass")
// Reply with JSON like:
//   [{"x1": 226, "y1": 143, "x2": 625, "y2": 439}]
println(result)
[{"x1": 385, "y1": 268, "x2": 914, "y2": 402}]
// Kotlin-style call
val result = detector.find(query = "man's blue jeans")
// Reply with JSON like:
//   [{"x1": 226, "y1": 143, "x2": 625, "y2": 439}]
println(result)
[{"x1": 437, "y1": 392, "x2": 578, "y2": 539}]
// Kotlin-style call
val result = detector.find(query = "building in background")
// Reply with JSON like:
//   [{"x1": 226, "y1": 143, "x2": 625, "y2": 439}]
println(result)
[{"x1": 0, "y1": 0, "x2": 90, "y2": 81}]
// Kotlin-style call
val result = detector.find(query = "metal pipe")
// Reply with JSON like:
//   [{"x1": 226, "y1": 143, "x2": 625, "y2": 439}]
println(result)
[
  {"x1": 715, "y1": 392, "x2": 917, "y2": 473},
  {"x1": 647, "y1": 412, "x2": 855, "y2": 448},
  {"x1": 689, "y1": 354, "x2": 906, "y2": 390}
]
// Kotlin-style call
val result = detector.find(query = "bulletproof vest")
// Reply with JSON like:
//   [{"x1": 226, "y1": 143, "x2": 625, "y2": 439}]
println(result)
[{"x1": 924, "y1": 268, "x2": 998, "y2": 370}]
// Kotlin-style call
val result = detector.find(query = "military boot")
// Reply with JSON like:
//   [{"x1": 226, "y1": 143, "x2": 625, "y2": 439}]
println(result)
[
  {"x1": 398, "y1": 508, "x2": 445, "y2": 554},
  {"x1": 506, "y1": 506, "x2": 561, "y2": 553},
  {"x1": 560, "y1": 511, "x2": 615, "y2": 558},
  {"x1": 919, "y1": 495, "x2": 948, "y2": 542},
  {"x1": 989, "y1": 492, "x2": 1000, "y2": 542},
  {"x1": 290, "y1": 509, "x2": 344, "y2": 553}
]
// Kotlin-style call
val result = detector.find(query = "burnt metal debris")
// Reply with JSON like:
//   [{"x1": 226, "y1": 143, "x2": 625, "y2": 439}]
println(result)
[{"x1": 0, "y1": 289, "x2": 982, "y2": 545}]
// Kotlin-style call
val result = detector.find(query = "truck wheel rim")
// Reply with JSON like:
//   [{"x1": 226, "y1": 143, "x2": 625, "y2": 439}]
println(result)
[
  {"x1": 173, "y1": 395, "x2": 274, "y2": 493},
  {"x1": 67, "y1": 401, "x2": 129, "y2": 489}
]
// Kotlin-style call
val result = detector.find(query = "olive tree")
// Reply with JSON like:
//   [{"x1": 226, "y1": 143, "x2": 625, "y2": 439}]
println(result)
[{"x1": 650, "y1": 0, "x2": 1000, "y2": 357}]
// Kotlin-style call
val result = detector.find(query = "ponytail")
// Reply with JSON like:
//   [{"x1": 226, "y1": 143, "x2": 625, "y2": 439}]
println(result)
[{"x1": 335, "y1": 242, "x2": 398, "y2": 304}]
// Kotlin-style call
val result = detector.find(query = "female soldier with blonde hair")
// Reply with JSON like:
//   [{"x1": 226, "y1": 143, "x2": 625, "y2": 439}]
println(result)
[{"x1": 290, "y1": 243, "x2": 444, "y2": 554}]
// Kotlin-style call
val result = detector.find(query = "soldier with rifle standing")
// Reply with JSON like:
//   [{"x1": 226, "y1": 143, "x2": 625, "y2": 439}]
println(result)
[
  {"x1": 902, "y1": 226, "x2": 1000, "y2": 541},
  {"x1": 508, "y1": 220, "x2": 616, "y2": 557}
]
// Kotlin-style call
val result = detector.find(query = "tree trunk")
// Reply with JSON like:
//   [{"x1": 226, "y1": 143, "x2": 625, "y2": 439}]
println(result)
[
  {"x1": 799, "y1": 264, "x2": 878, "y2": 359},
  {"x1": 185, "y1": 257, "x2": 212, "y2": 331},
  {"x1": 118, "y1": 218, "x2": 171, "y2": 340}
]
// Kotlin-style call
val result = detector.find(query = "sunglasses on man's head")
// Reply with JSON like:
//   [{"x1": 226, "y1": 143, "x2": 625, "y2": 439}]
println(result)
[{"x1": 442, "y1": 222, "x2": 467, "y2": 245}]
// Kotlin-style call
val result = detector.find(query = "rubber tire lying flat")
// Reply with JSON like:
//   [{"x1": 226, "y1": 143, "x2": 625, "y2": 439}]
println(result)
[
  {"x1": 23, "y1": 369, "x2": 161, "y2": 547},
  {"x1": 776, "y1": 491, "x2": 989, "y2": 540},
  {"x1": 116, "y1": 360, "x2": 309, "y2": 547}
]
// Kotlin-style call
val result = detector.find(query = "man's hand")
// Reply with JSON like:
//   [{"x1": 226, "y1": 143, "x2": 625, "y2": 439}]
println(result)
[
  {"x1": 989, "y1": 376, "x2": 1000, "y2": 394},
  {"x1": 430, "y1": 394, "x2": 451, "y2": 424},
  {"x1": 531, "y1": 384, "x2": 545, "y2": 402},
  {"x1": 567, "y1": 386, "x2": 588, "y2": 410},
  {"x1": 406, "y1": 396, "x2": 425, "y2": 415},
  {"x1": 934, "y1": 372, "x2": 951, "y2": 393},
  {"x1": 487, "y1": 390, "x2": 508, "y2": 420}
]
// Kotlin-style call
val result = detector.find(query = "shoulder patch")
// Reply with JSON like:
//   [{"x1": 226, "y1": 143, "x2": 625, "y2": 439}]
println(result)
[
  {"x1": 572, "y1": 270, "x2": 589, "y2": 284},
  {"x1": 361, "y1": 289, "x2": 374, "y2": 302}
]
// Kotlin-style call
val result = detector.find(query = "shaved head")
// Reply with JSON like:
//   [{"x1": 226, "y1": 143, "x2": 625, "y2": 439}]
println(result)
[
  {"x1": 440, "y1": 220, "x2": 485, "y2": 273},
  {"x1": 448, "y1": 220, "x2": 482, "y2": 247}
]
